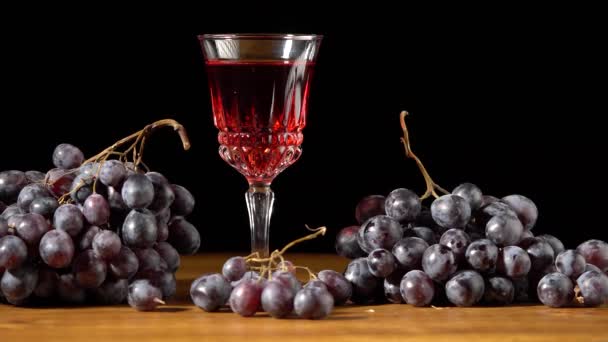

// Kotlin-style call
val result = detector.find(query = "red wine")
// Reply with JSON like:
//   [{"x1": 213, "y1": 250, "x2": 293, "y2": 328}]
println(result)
[{"x1": 206, "y1": 60, "x2": 316, "y2": 185}]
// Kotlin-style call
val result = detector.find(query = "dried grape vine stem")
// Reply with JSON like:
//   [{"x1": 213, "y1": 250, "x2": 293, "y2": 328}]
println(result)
[
  {"x1": 245, "y1": 226, "x2": 327, "y2": 280},
  {"x1": 400, "y1": 110, "x2": 449, "y2": 200},
  {"x1": 57, "y1": 119, "x2": 191, "y2": 204}
]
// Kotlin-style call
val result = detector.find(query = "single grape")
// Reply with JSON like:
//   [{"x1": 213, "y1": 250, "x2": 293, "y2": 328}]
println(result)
[
  {"x1": 69, "y1": 173, "x2": 96, "y2": 204},
  {"x1": 520, "y1": 230, "x2": 534, "y2": 241},
  {"x1": 57, "y1": 273, "x2": 86, "y2": 304},
  {"x1": 109, "y1": 246, "x2": 139, "y2": 279},
  {"x1": 53, "y1": 143, "x2": 85, "y2": 169},
  {"x1": 367, "y1": 248, "x2": 396, "y2": 277},
  {"x1": 39, "y1": 229, "x2": 74, "y2": 268},
  {"x1": 385, "y1": 188, "x2": 421, "y2": 222},
  {"x1": 190, "y1": 273, "x2": 232, "y2": 312},
  {"x1": 335, "y1": 225, "x2": 365, "y2": 259},
  {"x1": 555, "y1": 250, "x2": 586, "y2": 280},
  {"x1": 392, "y1": 237, "x2": 429, "y2": 271},
  {"x1": 478, "y1": 201, "x2": 518, "y2": 227},
  {"x1": 355, "y1": 195, "x2": 386, "y2": 224},
  {"x1": 121, "y1": 174, "x2": 154, "y2": 209},
  {"x1": 29, "y1": 196, "x2": 59, "y2": 219},
  {"x1": 222, "y1": 256, "x2": 247, "y2": 282},
  {"x1": 94, "y1": 278, "x2": 128, "y2": 305},
  {"x1": 483, "y1": 276, "x2": 514, "y2": 305},
  {"x1": 128, "y1": 279, "x2": 164, "y2": 311},
  {"x1": 400, "y1": 270, "x2": 435, "y2": 306},
  {"x1": 99, "y1": 160, "x2": 127, "y2": 187},
  {"x1": 1, "y1": 263, "x2": 38, "y2": 302},
  {"x1": 34, "y1": 267, "x2": 58, "y2": 298},
  {"x1": 262, "y1": 280, "x2": 295, "y2": 318},
  {"x1": 576, "y1": 270, "x2": 608, "y2": 307},
  {"x1": 171, "y1": 184, "x2": 195, "y2": 216},
  {"x1": 497, "y1": 246, "x2": 531, "y2": 278},
  {"x1": 502, "y1": 194, "x2": 538, "y2": 230},
  {"x1": 519, "y1": 237, "x2": 555, "y2": 272},
  {"x1": 465, "y1": 239, "x2": 498, "y2": 272},
  {"x1": 445, "y1": 270, "x2": 485, "y2": 307},
  {"x1": 82, "y1": 194, "x2": 110, "y2": 226},
  {"x1": 229, "y1": 279, "x2": 264, "y2": 316},
  {"x1": 294, "y1": 287, "x2": 334, "y2": 319},
  {"x1": 45, "y1": 168, "x2": 75, "y2": 197},
  {"x1": 92, "y1": 230, "x2": 122, "y2": 260},
  {"x1": 537, "y1": 272, "x2": 574, "y2": 307},
  {"x1": 439, "y1": 229, "x2": 471, "y2": 262},
  {"x1": 576, "y1": 239, "x2": 608, "y2": 273},
  {"x1": 73, "y1": 249, "x2": 107, "y2": 288},
  {"x1": 77, "y1": 225, "x2": 101, "y2": 250},
  {"x1": 154, "y1": 242, "x2": 180, "y2": 273},
  {"x1": 317, "y1": 269, "x2": 352, "y2": 305},
  {"x1": 54, "y1": 204, "x2": 85, "y2": 237},
  {"x1": 430, "y1": 194, "x2": 471, "y2": 228},
  {"x1": 122, "y1": 209, "x2": 158, "y2": 248},
  {"x1": 167, "y1": 216, "x2": 200, "y2": 254},
  {"x1": 305, "y1": 279, "x2": 328, "y2": 291},
  {"x1": 15, "y1": 213, "x2": 49, "y2": 246},
  {"x1": 403, "y1": 226, "x2": 437, "y2": 245},
  {"x1": 485, "y1": 214, "x2": 523, "y2": 247},
  {"x1": 537, "y1": 234, "x2": 565, "y2": 256},
  {"x1": 17, "y1": 183, "x2": 50, "y2": 211},
  {"x1": 357, "y1": 215, "x2": 402, "y2": 253},
  {"x1": 422, "y1": 244, "x2": 458, "y2": 282},
  {"x1": 344, "y1": 257, "x2": 380, "y2": 302},
  {"x1": 0, "y1": 235, "x2": 28, "y2": 270},
  {"x1": 384, "y1": 271, "x2": 405, "y2": 303},
  {"x1": 0, "y1": 170, "x2": 28, "y2": 203},
  {"x1": 452, "y1": 183, "x2": 483, "y2": 211},
  {"x1": 146, "y1": 172, "x2": 175, "y2": 212}
]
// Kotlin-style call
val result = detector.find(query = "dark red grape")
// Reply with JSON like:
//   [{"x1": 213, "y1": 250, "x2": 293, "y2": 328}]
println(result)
[
  {"x1": 92, "y1": 230, "x2": 122, "y2": 260},
  {"x1": 29, "y1": 196, "x2": 59, "y2": 219},
  {"x1": 121, "y1": 174, "x2": 154, "y2": 209},
  {"x1": 53, "y1": 143, "x2": 84, "y2": 169},
  {"x1": 518, "y1": 237, "x2": 555, "y2": 272},
  {"x1": 400, "y1": 270, "x2": 434, "y2": 306},
  {"x1": 335, "y1": 225, "x2": 365, "y2": 259},
  {"x1": 229, "y1": 279, "x2": 264, "y2": 316},
  {"x1": 344, "y1": 257, "x2": 380, "y2": 303},
  {"x1": 154, "y1": 242, "x2": 180, "y2": 273},
  {"x1": 109, "y1": 246, "x2": 139, "y2": 279},
  {"x1": 0, "y1": 170, "x2": 28, "y2": 203},
  {"x1": 39, "y1": 229, "x2": 74, "y2": 268},
  {"x1": 170, "y1": 184, "x2": 195, "y2": 216},
  {"x1": 317, "y1": 269, "x2": 352, "y2": 305},
  {"x1": 367, "y1": 248, "x2": 396, "y2": 277},
  {"x1": 486, "y1": 214, "x2": 523, "y2": 247},
  {"x1": 431, "y1": 194, "x2": 471, "y2": 228},
  {"x1": 0, "y1": 235, "x2": 27, "y2": 270},
  {"x1": 190, "y1": 273, "x2": 232, "y2": 312},
  {"x1": 99, "y1": 160, "x2": 127, "y2": 188},
  {"x1": 445, "y1": 270, "x2": 485, "y2": 307},
  {"x1": 261, "y1": 280, "x2": 295, "y2": 318},
  {"x1": 497, "y1": 246, "x2": 531, "y2": 278},
  {"x1": 537, "y1": 272, "x2": 574, "y2": 307},
  {"x1": 576, "y1": 239, "x2": 608, "y2": 274},
  {"x1": 393, "y1": 237, "x2": 429, "y2": 271},
  {"x1": 294, "y1": 287, "x2": 333, "y2": 319},
  {"x1": 54, "y1": 204, "x2": 85, "y2": 237},
  {"x1": 1, "y1": 263, "x2": 38, "y2": 302},
  {"x1": 357, "y1": 215, "x2": 402, "y2": 253},
  {"x1": 83, "y1": 194, "x2": 110, "y2": 226},
  {"x1": 422, "y1": 244, "x2": 457, "y2": 282},
  {"x1": 483, "y1": 276, "x2": 514, "y2": 305},
  {"x1": 355, "y1": 195, "x2": 385, "y2": 224},
  {"x1": 122, "y1": 209, "x2": 158, "y2": 248},
  {"x1": 146, "y1": 172, "x2": 175, "y2": 212},
  {"x1": 167, "y1": 216, "x2": 200, "y2": 254},
  {"x1": 128, "y1": 279, "x2": 163, "y2": 311},
  {"x1": 452, "y1": 183, "x2": 483, "y2": 211},
  {"x1": 57, "y1": 273, "x2": 86, "y2": 304},
  {"x1": 465, "y1": 239, "x2": 498, "y2": 272},
  {"x1": 94, "y1": 278, "x2": 128, "y2": 305},
  {"x1": 576, "y1": 270, "x2": 608, "y2": 307},
  {"x1": 555, "y1": 250, "x2": 586, "y2": 280},
  {"x1": 502, "y1": 194, "x2": 538, "y2": 230},
  {"x1": 439, "y1": 228, "x2": 470, "y2": 262},
  {"x1": 45, "y1": 168, "x2": 75, "y2": 197},
  {"x1": 222, "y1": 256, "x2": 247, "y2": 282},
  {"x1": 385, "y1": 188, "x2": 421, "y2": 222}
]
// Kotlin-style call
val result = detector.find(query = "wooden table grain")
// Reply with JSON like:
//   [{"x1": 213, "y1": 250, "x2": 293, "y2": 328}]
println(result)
[{"x1": 1, "y1": 253, "x2": 607, "y2": 342}]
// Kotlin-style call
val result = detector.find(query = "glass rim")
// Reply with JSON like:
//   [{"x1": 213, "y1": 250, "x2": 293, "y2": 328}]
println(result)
[{"x1": 199, "y1": 33, "x2": 322, "y2": 41}]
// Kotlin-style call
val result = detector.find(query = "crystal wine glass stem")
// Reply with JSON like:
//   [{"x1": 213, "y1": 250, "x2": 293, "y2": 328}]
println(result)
[{"x1": 245, "y1": 185, "x2": 275, "y2": 258}]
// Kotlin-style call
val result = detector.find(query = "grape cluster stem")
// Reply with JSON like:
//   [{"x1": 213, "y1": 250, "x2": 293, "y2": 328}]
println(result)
[
  {"x1": 56, "y1": 119, "x2": 191, "y2": 204},
  {"x1": 400, "y1": 111, "x2": 449, "y2": 200},
  {"x1": 245, "y1": 226, "x2": 327, "y2": 281}
]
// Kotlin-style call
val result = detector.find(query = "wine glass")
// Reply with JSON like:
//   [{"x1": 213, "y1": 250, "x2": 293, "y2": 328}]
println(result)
[{"x1": 199, "y1": 34, "x2": 322, "y2": 257}]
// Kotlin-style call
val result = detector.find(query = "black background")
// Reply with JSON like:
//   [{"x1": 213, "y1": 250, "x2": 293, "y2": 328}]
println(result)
[{"x1": 1, "y1": 5, "x2": 606, "y2": 253}]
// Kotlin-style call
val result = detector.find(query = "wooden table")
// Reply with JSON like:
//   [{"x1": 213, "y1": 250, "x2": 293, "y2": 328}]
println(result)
[{"x1": 1, "y1": 253, "x2": 607, "y2": 342}]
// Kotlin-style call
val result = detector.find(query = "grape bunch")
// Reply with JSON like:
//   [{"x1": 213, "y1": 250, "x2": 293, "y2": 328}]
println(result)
[
  {"x1": 190, "y1": 227, "x2": 350, "y2": 319},
  {"x1": 333, "y1": 112, "x2": 608, "y2": 308},
  {"x1": 0, "y1": 120, "x2": 200, "y2": 310}
]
